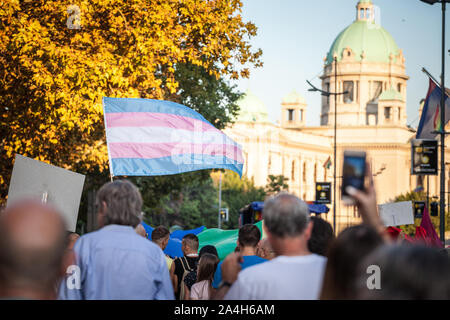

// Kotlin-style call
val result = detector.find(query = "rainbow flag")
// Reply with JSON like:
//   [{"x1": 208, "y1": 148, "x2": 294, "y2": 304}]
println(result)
[
  {"x1": 416, "y1": 78, "x2": 450, "y2": 139},
  {"x1": 103, "y1": 97, "x2": 244, "y2": 177},
  {"x1": 433, "y1": 102, "x2": 442, "y2": 132}
]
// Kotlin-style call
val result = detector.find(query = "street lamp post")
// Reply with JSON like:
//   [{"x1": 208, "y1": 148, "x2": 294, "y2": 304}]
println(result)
[
  {"x1": 420, "y1": 0, "x2": 448, "y2": 244},
  {"x1": 307, "y1": 56, "x2": 348, "y2": 234}
]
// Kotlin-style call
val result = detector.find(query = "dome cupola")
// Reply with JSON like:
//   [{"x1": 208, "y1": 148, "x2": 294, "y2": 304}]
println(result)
[
  {"x1": 235, "y1": 89, "x2": 269, "y2": 123},
  {"x1": 281, "y1": 90, "x2": 307, "y2": 128},
  {"x1": 325, "y1": 0, "x2": 403, "y2": 65}
]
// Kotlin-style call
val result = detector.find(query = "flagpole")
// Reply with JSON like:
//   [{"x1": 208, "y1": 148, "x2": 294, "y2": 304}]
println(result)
[
  {"x1": 422, "y1": 67, "x2": 441, "y2": 87},
  {"x1": 306, "y1": 57, "x2": 348, "y2": 235}
]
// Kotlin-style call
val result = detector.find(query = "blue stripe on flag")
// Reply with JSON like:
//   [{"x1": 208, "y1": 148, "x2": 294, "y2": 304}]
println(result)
[
  {"x1": 111, "y1": 155, "x2": 243, "y2": 177},
  {"x1": 416, "y1": 85, "x2": 439, "y2": 139},
  {"x1": 103, "y1": 97, "x2": 210, "y2": 124}
]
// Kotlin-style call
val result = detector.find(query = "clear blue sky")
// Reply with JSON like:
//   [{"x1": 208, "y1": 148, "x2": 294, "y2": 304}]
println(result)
[{"x1": 234, "y1": 0, "x2": 450, "y2": 127}]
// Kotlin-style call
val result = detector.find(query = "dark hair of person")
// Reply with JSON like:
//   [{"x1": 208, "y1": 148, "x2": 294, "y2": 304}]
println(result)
[
  {"x1": 356, "y1": 245, "x2": 450, "y2": 300},
  {"x1": 196, "y1": 253, "x2": 220, "y2": 296},
  {"x1": 320, "y1": 224, "x2": 383, "y2": 300},
  {"x1": 238, "y1": 224, "x2": 262, "y2": 248},
  {"x1": 96, "y1": 179, "x2": 142, "y2": 228},
  {"x1": 308, "y1": 216, "x2": 334, "y2": 256},
  {"x1": 151, "y1": 226, "x2": 170, "y2": 243},
  {"x1": 199, "y1": 245, "x2": 218, "y2": 258},
  {"x1": 182, "y1": 233, "x2": 199, "y2": 252}
]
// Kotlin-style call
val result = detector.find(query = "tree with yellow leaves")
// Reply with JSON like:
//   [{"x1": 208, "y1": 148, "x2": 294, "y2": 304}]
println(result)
[{"x1": 0, "y1": 0, "x2": 262, "y2": 202}]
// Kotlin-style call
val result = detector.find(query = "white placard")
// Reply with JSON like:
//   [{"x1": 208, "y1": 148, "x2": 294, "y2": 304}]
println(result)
[
  {"x1": 7, "y1": 154, "x2": 86, "y2": 232},
  {"x1": 378, "y1": 201, "x2": 414, "y2": 227}
]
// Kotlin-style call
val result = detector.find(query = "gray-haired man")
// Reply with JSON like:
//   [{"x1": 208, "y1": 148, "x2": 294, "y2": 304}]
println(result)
[
  {"x1": 58, "y1": 179, "x2": 174, "y2": 300},
  {"x1": 221, "y1": 193, "x2": 327, "y2": 300}
]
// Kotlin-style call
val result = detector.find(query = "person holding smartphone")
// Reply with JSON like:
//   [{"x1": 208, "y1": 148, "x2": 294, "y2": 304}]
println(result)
[{"x1": 341, "y1": 153, "x2": 391, "y2": 242}]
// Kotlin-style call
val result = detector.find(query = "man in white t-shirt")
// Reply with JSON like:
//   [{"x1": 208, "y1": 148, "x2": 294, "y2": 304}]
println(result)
[{"x1": 219, "y1": 193, "x2": 327, "y2": 300}]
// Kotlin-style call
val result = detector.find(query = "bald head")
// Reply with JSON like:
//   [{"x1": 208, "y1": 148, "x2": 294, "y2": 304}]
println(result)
[{"x1": 0, "y1": 200, "x2": 67, "y2": 298}]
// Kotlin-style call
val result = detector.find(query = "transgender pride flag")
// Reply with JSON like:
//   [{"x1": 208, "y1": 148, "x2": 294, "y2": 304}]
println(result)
[{"x1": 103, "y1": 97, "x2": 244, "y2": 177}]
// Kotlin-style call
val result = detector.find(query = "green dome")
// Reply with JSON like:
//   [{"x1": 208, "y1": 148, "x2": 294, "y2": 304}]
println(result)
[
  {"x1": 379, "y1": 88, "x2": 403, "y2": 101},
  {"x1": 236, "y1": 89, "x2": 269, "y2": 123},
  {"x1": 326, "y1": 20, "x2": 400, "y2": 64}
]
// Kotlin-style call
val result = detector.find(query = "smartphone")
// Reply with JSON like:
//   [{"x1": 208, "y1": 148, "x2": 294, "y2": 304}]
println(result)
[{"x1": 341, "y1": 151, "x2": 366, "y2": 205}]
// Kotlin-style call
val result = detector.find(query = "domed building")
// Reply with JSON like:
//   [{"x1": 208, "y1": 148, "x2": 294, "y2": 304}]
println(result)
[
  {"x1": 235, "y1": 89, "x2": 269, "y2": 123},
  {"x1": 225, "y1": 0, "x2": 450, "y2": 233},
  {"x1": 320, "y1": 0, "x2": 407, "y2": 127}
]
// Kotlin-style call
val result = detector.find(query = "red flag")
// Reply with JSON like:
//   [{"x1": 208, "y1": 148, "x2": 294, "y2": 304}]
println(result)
[
  {"x1": 415, "y1": 206, "x2": 443, "y2": 248},
  {"x1": 415, "y1": 226, "x2": 429, "y2": 245},
  {"x1": 386, "y1": 226, "x2": 402, "y2": 241}
]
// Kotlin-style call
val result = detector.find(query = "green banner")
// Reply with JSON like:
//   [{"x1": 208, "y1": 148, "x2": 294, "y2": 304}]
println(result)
[{"x1": 198, "y1": 220, "x2": 264, "y2": 260}]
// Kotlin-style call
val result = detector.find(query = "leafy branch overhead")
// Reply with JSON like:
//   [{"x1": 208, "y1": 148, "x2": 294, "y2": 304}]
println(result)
[{"x1": 0, "y1": 0, "x2": 262, "y2": 201}]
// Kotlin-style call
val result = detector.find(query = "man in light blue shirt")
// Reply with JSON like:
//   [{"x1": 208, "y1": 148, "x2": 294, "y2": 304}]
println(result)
[{"x1": 58, "y1": 180, "x2": 174, "y2": 300}]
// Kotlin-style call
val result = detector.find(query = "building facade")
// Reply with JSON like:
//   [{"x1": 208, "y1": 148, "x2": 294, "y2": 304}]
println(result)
[{"x1": 225, "y1": 0, "x2": 450, "y2": 233}]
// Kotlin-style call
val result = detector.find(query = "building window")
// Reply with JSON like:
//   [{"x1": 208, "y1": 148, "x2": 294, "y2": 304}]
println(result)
[
  {"x1": 291, "y1": 160, "x2": 295, "y2": 181},
  {"x1": 299, "y1": 109, "x2": 303, "y2": 122},
  {"x1": 343, "y1": 81, "x2": 354, "y2": 103},
  {"x1": 397, "y1": 83, "x2": 402, "y2": 93},
  {"x1": 360, "y1": 8, "x2": 365, "y2": 19},
  {"x1": 314, "y1": 163, "x2": 317, "y2": 182},
  {"x1": 384, "y1": 107, "x2": 392, "y2": 120},
  {"x1": 356, "y1": 81, "x2": 359, "y2": 102},
  {"x1": 366, "y1": 8, "x2": 371, "y2": 19},
  {"x1": 288, "y1": 109, "x2": 294, "y2": 121},
  {"x1": 303, "y1": 162, "x2": 307, "y2": 182},
  {"x1": 372, "y1": 81, "x2": 383, "y2": 101},
  {"x1": 398, "y1": 107, "x2": 401, "y2": 121}
]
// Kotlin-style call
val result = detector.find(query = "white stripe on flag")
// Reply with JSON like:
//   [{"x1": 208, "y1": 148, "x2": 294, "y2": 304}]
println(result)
[{"x1": 106, "y1": 126, "x2": 240, "y2": 147}]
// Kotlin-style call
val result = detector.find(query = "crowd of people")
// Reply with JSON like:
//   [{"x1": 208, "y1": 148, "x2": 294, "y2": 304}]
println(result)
[{"x1": 0, "y1": 164, "x2": 449, "y2": 300}]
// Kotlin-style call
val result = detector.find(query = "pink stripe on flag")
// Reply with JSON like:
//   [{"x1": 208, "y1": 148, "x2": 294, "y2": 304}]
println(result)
[
  {"x1": 105, "y1": 112, "x2": 217, "y2": 132},
  {"x1": 109, "y1": 142, "x2": 244, "y2": 163}
]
